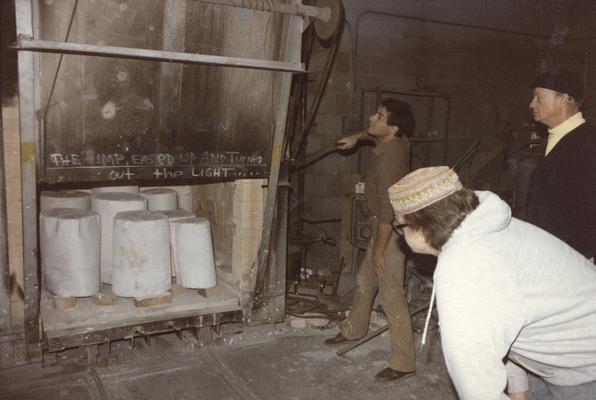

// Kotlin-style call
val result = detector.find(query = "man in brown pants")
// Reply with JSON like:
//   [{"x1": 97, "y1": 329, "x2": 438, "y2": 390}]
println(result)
[{"x1": 325, "y1": 98, "x2": 416, "y2": 382}]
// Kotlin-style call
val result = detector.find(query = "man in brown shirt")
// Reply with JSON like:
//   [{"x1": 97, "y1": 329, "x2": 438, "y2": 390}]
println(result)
[{"x1": 324, "y1": 98, "x2": 416, "y2": 381}]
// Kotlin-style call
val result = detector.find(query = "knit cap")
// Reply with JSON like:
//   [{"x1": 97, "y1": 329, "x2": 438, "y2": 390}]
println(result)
[
  {"x1": 532, "y1": 67, "x2": 584, "y2": 102},
  {"x1": 389, "y1": 166, "x2": 463, "y2": 215}
]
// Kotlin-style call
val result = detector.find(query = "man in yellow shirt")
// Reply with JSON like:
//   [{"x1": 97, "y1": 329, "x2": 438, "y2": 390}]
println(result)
[{"x1": 526, "y1": 67, "x2": 596, "y2": 259}]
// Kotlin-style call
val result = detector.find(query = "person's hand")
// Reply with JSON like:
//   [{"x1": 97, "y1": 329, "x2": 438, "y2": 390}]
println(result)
[
  {"x1": 336, "y1": 134, "x2": 360, "y2": 150},
  {"x1": 507, "y1": 392, "x2": 526, "y2": 400},
  {"x1": 372, "y1": 251, "x2": 385, "y2": 280}
]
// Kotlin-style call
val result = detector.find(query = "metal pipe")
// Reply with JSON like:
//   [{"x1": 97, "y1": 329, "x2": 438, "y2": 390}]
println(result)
[
  {"x1": 290, "y1": 143, "x2": 338, "y2": 172},
  {"x1": 294, "y1": 25, "x2": 316, "y2": 234},
  {"x1": 336, "y1": 303, "x2": 432, "y2": 356},
  {"x1": 291, "y1": 18, "x2": 343, "y2": 160},
  {"x1": 192, "y1": 0, "x2": 331, "y2": 21},
  {"x1": 15, "y1": 38, "x2": 305, "y2": 73}
]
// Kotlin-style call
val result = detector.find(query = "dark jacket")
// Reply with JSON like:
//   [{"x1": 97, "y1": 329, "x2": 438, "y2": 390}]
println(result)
[{"x1": 526, "y1": 122, "x2": 596, "y2": 258}]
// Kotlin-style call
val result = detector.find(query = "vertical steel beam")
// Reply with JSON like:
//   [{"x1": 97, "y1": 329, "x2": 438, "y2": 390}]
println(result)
[
  {"x1": 0, "y1": 108, "x2": 10, "y2": 331},
  {"x1": 270, "y1": 165, "x2": 290, "y2": 322},
  {"x1": 15, "y1": 0, "x2": 40, "y2": 345},
  {"x1": 252, "y1": 4, "x2": 302, "y2": 316}
]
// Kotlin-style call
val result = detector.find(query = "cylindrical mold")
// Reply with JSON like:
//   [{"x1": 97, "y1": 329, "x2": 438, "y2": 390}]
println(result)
[
  {"x1": 159, "y1": 209, "x2": 196, "y2": 277},
  {"x1": 112, "y1": 211, "x2": 172, "y2": 299},
  {"x1": 92, "y1": 192, "x2": 147, "y2": 284},
  {"x1": 171, "y1": 186, "x2": 193, "y2": 212},
  {"x1": 40, "y1": 190, "x2": 91, "y2": 211},
  {"x1": 140, "y1": 188, "x2": 178, "y2": 211},
  {"x1": 40, "y1": 208, "x2": 100, "y2": 297},
  {"x1": 92, "y1": 185, "x2": 139, "y2": 195},
  {"x1": 159, "y1": 209, "x2": 196, "y2": 220},
  {"x1": 171, "y1": 217, "x2": 216, "y2": 289}
]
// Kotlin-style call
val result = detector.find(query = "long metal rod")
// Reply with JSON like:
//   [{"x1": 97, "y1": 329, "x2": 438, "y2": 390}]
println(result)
[
  {"x1": 336, "y1": 304, "x2": 431, "y2": 356},
  {"x1": 15, "y1": 0, "x2": 41, "y2": 347},
  {"x1": 15, "y1": 39, "x2": 305, "y2": 73},
  {"x1": 193, "y1": 0, "x2": 330, "y2": 21},
  {"x1": 336, "y1": 324, "x2": 389, "y2": 357},
  {"x1": 290, "y1": 22, "x2": 342, "y2": 160},
  {"x1": 251, "y1": 80, "x2": 293, "y2": 308}
]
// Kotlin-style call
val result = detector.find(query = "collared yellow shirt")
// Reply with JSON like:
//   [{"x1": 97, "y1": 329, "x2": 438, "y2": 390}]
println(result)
[{"x1": 545, "y1": 112, "x2": 586, "y2": 156}]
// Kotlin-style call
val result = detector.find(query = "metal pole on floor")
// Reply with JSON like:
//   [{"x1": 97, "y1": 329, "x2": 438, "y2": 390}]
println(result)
[
  {"x1": 336, "y1": 304, "x2": 431, "y2": 356},
  {"x1": 336, "y1": 325, "x2": 388, "y2": 357}
]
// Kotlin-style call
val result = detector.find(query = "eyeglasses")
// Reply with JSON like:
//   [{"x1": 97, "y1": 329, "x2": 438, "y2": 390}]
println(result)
[{"x1": 392, "y1": 222, "x2": 409, "y2": 236}]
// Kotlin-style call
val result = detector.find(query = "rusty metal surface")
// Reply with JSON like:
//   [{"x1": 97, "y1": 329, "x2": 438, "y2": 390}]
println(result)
[
  {"x1": 17, "y1": 39, "x2": 305, "y2": 72},
  {"x1": 15, "y1": 0, "x2": 41, "y2": 347},
  {"x1": 37, "y1": 0, "x2": 291, "y2": 184},
  {"x1": 193, "y1": 0, "x2": 331, "y2": 20},
  {"x1": 250, "y1": 18, "x2": 299, "y2": 322},
  {"x1": 40, "y1": 280, "x2": 243, "y2": 352},
  {"x1": 0, "y1": 111, "x2": 10, "y2": 331},
  {"x1": 45, "y1": 309, "x2": 243, "y2": 352}
]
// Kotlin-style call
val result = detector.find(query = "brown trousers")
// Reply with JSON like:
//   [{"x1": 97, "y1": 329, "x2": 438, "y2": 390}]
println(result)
[{"x1": 340, "y1": 221, "x2": 416, "y2": 372}]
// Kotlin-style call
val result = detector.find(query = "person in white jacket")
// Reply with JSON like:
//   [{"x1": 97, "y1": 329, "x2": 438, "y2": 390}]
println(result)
[{"x1": 387, "y1": 166, "x2": 596, "y2": 400}]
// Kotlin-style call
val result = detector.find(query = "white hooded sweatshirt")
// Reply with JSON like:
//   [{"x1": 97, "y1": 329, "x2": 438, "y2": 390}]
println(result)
[{"x1": 434, "y1": 191, "x2": 596, "y2": 400}]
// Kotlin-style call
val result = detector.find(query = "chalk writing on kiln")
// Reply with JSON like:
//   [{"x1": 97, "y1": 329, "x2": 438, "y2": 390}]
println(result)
[{"x1": 45, "y1": 150, "x2": 268, "y2": 182}]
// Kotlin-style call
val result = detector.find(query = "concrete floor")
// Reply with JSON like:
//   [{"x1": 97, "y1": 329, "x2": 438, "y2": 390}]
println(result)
[{"x1": 0, "y1": 317, "x2": 458, "y2": 400}]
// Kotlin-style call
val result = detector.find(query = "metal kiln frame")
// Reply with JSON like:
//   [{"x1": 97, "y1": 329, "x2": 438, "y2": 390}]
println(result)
[{"x1": 14, "y1": 0, "x2": 307, "y2": 358}]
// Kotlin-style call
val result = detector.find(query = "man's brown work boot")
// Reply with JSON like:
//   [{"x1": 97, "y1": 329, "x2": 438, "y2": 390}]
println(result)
[
  {"x1": 323, "y1": 333, "x2": 354, "y2": 346},
  {"x1": 375, "y1": 367, "x2": 415, "y2": 382}
]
